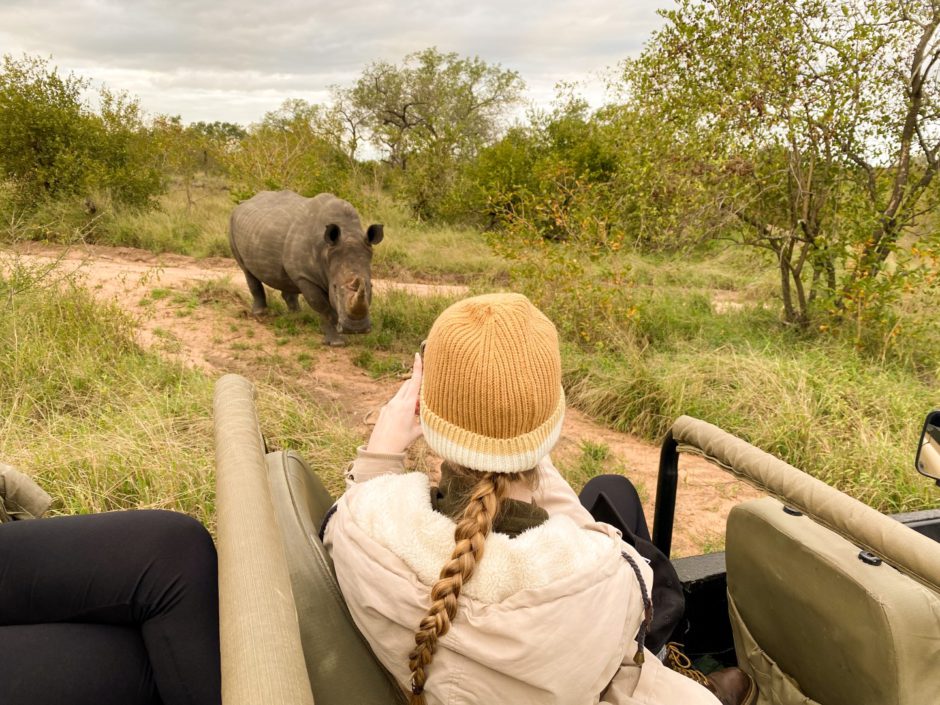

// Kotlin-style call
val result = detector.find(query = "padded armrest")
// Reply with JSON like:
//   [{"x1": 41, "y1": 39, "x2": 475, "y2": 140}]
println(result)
[
  {"x1": 670, "y1": 415, "x2": 940, "y2": 593},
  {"x1": 214, "y1": 374, "x2": 314, "y2": 705}
]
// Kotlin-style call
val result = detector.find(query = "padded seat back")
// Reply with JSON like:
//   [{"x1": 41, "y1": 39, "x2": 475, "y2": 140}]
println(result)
[
  {"x1": 264, "y1": 450, "x2": 405, "y2": 705},
  {"x1": 727, "y1": 497, "x2": 940, "y2": 705}
]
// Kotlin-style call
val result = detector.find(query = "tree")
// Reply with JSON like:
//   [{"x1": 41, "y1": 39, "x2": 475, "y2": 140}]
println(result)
[
  {"x1": 152, "y1": 116, "x2": 212, "y2": 210},
  {"x1": 225, "y1": 98, "x2": 352, "y2": 201},
  {"x1": 0, "y1": 54, "x2": 94, "y2": 202},
  {"x1": 351, "y1": 47, "x2": 524, "y2": 218},
  {"x1": 625, "y1": 0, "x2": 940, "y2": 325},
  {"x1": 454, "y1": 97, "x2": 620, "y2": 231},
  {"x1": 328, "y1": 86, "x2": 370, "y2": 162},
  {"x1": 189, "y1": 121, "x2": 247, "y2": 173},
  {"x1": 190, "y1": 121, "x2": 247, "y2": 145}
]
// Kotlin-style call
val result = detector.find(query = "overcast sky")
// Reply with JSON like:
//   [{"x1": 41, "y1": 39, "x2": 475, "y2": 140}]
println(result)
[{"x1": 0, "y1": 0, "x2": 674, "y2": 126}]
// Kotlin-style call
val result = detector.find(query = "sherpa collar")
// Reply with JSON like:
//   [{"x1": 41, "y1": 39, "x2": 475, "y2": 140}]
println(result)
[
  {"x1": 343, "y1": 471, "x2": 620, "y2": 604},
  {"x1": 430, "y1": 462, "x2": 549, "y2": 538}
]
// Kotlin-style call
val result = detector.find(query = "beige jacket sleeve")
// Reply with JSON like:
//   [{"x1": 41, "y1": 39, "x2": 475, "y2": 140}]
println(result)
[
  {"x1": 528, "y1": 456, "x2": 598, "y2": 526},
  {"x1": 531, "y1": 458, "x2": 723, "y2": 704},
  {"x1": 343, "y1": 446, "x2": 407, "y2": 490},
  {"x1": 599, "y1": 649, "x2": 720, "y2": 705}
]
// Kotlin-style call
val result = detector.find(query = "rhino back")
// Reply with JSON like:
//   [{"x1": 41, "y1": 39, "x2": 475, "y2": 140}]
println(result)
[{"x1": 230, "y1": 190, "x2": 310, "y2": 289}]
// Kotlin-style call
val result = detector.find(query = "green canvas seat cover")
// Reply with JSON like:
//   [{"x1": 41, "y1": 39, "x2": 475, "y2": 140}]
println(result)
[
  {"x1": 727, "y1": 497, "x2": 940, "y2": 705},
  {"x1": 668, "y1": 416, "x2": 940, "y2": 705},
  {"x1": 264, "y1": 450, "x2": 404, "y2": 705},
  {"x1": 0, "y1": 464, "x2": 52, "y2": 521}
]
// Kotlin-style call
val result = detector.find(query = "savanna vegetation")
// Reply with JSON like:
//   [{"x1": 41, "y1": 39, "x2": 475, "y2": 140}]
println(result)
[
  {"x1": 2, "y1": 0, "x2": 939, "y2": 528},
  {"x1": 0, "y1": 255, "x2": 362, "y2": 527}
]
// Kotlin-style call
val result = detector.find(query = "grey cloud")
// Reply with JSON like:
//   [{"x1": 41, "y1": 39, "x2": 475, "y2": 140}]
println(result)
[{"x1": 0, "y1": 0, "x2": 672, "y2": 123}]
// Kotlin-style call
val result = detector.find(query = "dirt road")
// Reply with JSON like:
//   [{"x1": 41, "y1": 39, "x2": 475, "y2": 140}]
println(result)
[{"x1": 5, "y1": 242, "x2": 759, "y2": 556}]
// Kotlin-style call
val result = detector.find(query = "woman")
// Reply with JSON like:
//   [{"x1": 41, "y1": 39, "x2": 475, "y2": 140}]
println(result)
[
  {"x1": 0, "y1": 464, "x2": 221, "y2": 705},
  {"x1": 324, "y1": 293, "x2": 753, "y2": 705}
]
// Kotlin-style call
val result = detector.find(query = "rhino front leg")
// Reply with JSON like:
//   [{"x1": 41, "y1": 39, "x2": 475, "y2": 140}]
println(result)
[
  {"x1": 319, "y1": 312, "x2": 345, "y2": 347},
  {"x1": 297, "y1": 281, "x2": 345, "y2": 347},
  {"x1": 242, "y1": 269, "x2": 267, "y2": 316}
]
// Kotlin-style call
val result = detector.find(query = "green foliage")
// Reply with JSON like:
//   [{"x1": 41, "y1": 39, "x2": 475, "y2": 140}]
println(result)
[
  {"x1": 489, "y1": 207, "x2": 634, "y2": 348},
  {"x1": 455, "y1": 90, "x2": 711, "y2": 258},
  {"x1": 622, "y1": 0, "x2": 940, "y2": 325},
  {"x1": 450, "y1": 98, "x2": 619, "y2": 230},
  {"x1": 0, "y1": 55, "x2": 163, "y2": 209},
  {"x1": 189, "y1": 120, "x2": 246, "y2": 144},
  {"x1": 564, "y1": 339, "x2": 939, "y2": 513},
  {"x1": 225, "y1": 98, "x2": 359, "y2": 203},
  {"x1": 352, "y1": 349, "x2": 409, "y2": 379},
  {"x1": 356, "y1": 290, "x2": 457, "y2": 353},
  {"x1": 557, "y1": 440, "x2": 613, "y2": 494},
  {"x1": 369, "y1": 193, "x2": 507, "y2": 283},
  {"x1": 0, "y1": 258, "x2": 214, "y2": 519},
  {"x1": 494, "y1": 228, "x2": 939, "y2": 512},
  {"x1": 98, "y1": 179, "x2": 234, "y2": 256},
  {"x1": 151, "y1": 116, "x2": 232, "y2": 210},
  {"x1": 351, "y1": 47, "x2": 525, "y2": 220}
]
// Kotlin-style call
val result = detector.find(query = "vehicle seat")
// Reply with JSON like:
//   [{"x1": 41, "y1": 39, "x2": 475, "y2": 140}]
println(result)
[
  {"x1": 669, "y1": 415, "x2": 940, "y2": 705},
  {"x1": 213, "y1": 373, "x2": 404, "y2": 705},
  {"x1": 726, "y1": 497, "x2": 940, "y2": 705},
  {"x1": 264, "y1": 449, "x2": 405, "y2": 705}
]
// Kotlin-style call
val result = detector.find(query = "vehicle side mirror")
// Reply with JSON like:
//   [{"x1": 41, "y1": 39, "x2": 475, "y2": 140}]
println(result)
[{"x1": 915, "y1": 409, "x2": 940, "y2": 486}]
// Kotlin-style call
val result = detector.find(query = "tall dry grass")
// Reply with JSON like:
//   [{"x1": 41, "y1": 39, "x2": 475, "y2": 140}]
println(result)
[{"x1": 0, "y1": 254, "x2": 360, "y2": 527}]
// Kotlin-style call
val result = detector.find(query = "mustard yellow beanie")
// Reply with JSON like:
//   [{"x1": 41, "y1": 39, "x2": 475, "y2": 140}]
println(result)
[{"x1": 419, "y1": 293, "x2": 565, "y2": 474}]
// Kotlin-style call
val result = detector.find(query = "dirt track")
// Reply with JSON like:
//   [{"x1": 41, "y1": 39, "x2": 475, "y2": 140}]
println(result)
[{"x1": 4, "y1": 242, "x2": 759, "y2": 556}]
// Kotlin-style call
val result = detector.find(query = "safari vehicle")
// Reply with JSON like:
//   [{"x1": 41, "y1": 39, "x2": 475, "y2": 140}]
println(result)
[{"x1": 212, "y1": 374, "x2": 940, "y2": 705}]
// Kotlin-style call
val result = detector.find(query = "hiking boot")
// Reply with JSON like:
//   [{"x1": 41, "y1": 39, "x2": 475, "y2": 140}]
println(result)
[
  {"x1": 706, "y1": 666, "x2": 757, "y2": 705},
  {"x1": 664, "y1": 642, "x2": 757, "y2": 705}
]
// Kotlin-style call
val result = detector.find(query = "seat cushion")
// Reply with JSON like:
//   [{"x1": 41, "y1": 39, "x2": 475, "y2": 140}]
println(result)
[
  {"x1": 727, "y1": 497, "x2": 940, "y2": 705},
  {"x1": 265, "y1": 450, "x2": 404, "y2": 705}
]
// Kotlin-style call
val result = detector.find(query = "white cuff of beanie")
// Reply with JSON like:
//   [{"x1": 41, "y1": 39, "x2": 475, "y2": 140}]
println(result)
[{"x1": 344, "y1": 445, "x2": 407, "y2": 487}]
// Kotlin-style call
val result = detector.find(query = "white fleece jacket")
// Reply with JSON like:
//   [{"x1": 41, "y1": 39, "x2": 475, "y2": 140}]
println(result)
[{"x1": 324, "y1": 448, "x2": 719, "y2": 705}]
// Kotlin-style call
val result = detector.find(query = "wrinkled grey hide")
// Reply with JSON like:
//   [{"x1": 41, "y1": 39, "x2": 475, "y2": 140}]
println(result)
[{"x1": 229, "y1": 191, "x2": 383, "y2": 346}]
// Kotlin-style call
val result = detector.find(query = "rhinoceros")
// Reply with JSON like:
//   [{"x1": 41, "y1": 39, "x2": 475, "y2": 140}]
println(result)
[{"x1": 229, "y1": 190, "x2": 383, "y2": 346}]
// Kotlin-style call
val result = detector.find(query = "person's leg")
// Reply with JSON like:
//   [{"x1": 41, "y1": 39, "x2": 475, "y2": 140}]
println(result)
[
  {"x1": 0, "y1": 510, "x2": 220, "y2": 705},
  {"x1": 579, "y1": 474, "x2": 651, "y2": 541},
  {"x1": 0, "y1": 623, "x2": 160, "y2": 705}
]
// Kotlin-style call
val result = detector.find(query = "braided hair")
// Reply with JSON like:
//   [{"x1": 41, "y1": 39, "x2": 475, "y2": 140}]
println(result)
[{"x1": 407, "y1": 470, "x2": 517, "y2": 704}]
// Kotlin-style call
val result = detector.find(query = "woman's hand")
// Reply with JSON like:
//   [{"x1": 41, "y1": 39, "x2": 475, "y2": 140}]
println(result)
[{"x1": 365, "y1": 352, "x2": 424, "y2": 454}]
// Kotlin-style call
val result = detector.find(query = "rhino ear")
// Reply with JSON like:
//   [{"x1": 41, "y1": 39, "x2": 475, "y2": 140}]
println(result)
[
  {"x1": 324, "y1": 224, "x2": 341, "y2": 244},
  {"x1": 367, "y1": 223, "x2": 384, "y2": 245}
]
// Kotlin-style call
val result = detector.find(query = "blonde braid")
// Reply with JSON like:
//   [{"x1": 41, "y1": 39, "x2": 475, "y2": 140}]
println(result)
[{"x1": 407, "y1": 472, "x2": 513, "y2": 704}]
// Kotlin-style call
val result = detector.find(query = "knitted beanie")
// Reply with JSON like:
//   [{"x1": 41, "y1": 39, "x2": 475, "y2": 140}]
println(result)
[{"x1": 419, "y1": 293, "x2": 565, "y2": 474}]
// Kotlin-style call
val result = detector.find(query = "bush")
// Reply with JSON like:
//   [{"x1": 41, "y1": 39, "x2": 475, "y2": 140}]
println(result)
[{"x1": 0, "y1": 55, "x2": 163, "y2": 210}]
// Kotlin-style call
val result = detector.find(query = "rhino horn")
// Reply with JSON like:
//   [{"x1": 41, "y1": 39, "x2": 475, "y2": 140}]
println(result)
[{"x1": 347, "y1": 278, "x2": 368, "y2": 318}]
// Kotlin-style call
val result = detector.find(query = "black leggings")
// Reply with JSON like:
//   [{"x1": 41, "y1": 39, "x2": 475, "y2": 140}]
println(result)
[{"x1": 0, "y1": 510, "x2": 221, "y2": 705}]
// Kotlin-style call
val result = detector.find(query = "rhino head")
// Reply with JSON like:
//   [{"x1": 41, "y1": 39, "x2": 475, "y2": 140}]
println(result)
[{"x1": 323, "y1": 221, "x2": 383, "y2": 335}]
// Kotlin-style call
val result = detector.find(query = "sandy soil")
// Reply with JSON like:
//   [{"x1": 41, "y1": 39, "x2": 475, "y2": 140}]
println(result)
[{"x1": 4, "y1": 242, "x2": 760, "y2": 556}]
